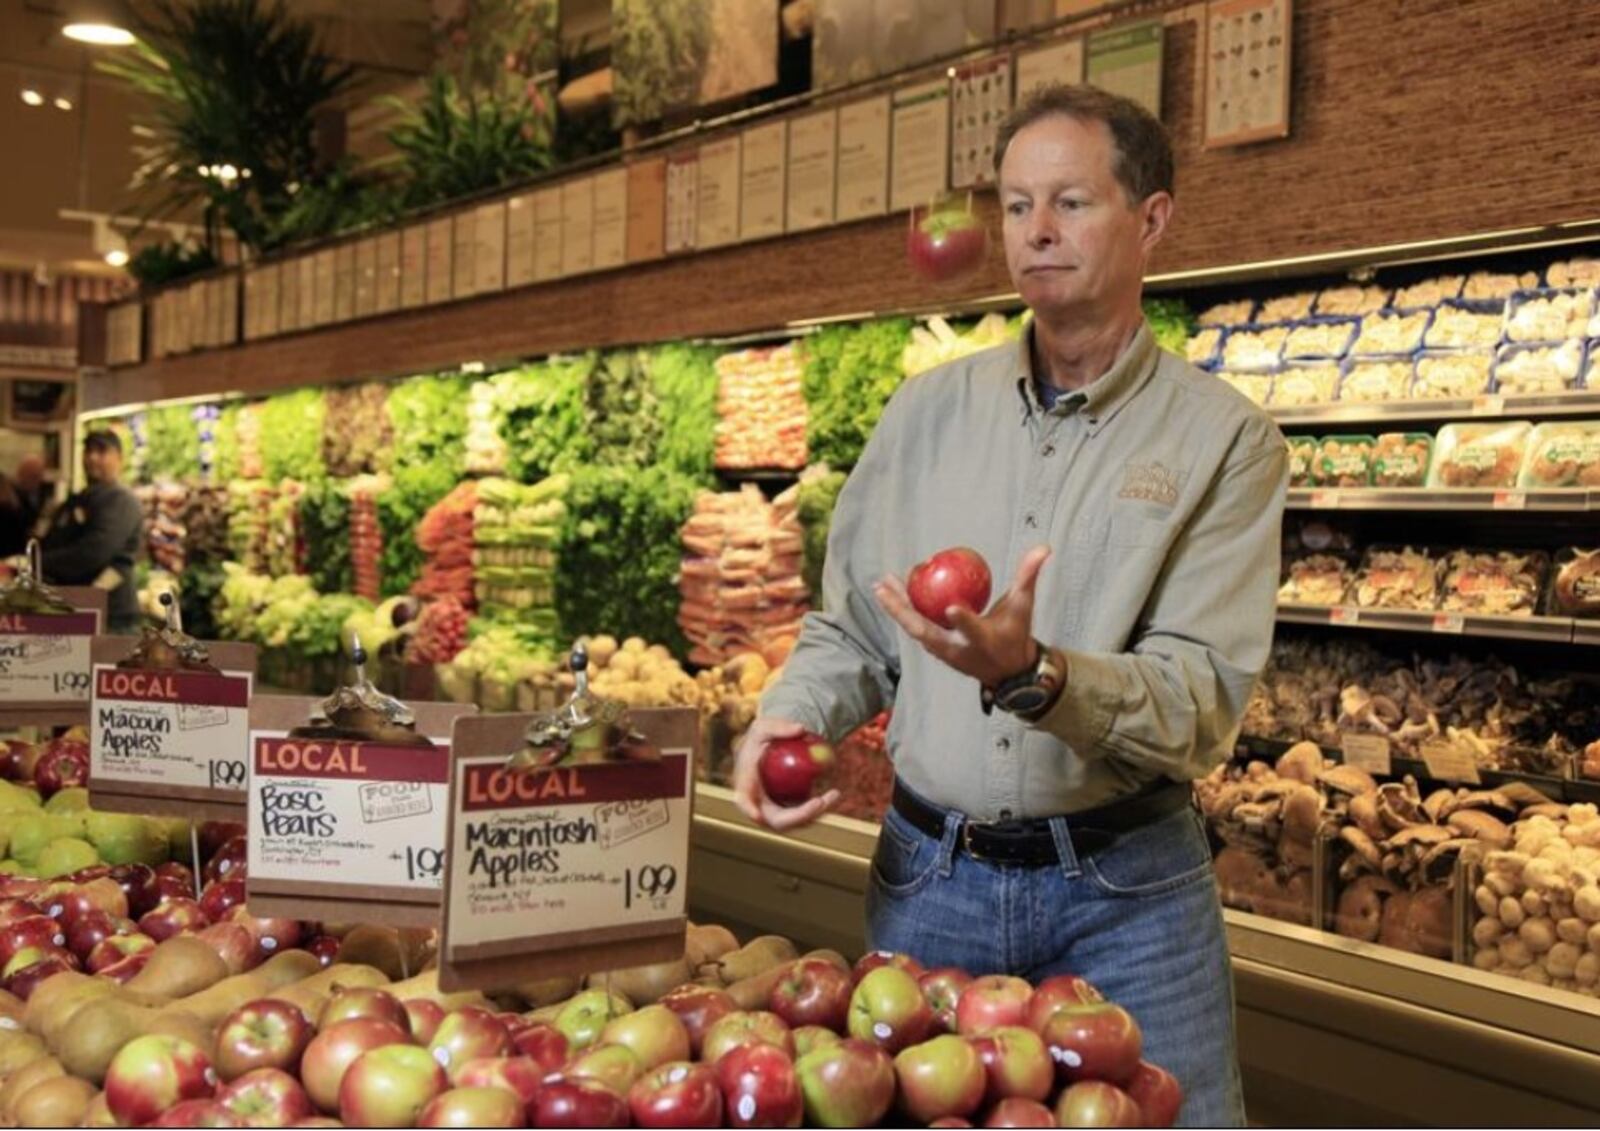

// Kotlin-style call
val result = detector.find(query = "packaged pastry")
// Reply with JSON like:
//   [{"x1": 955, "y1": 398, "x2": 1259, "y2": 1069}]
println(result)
[
  {"x1": 1257, "y1": 293, "x2": 1317, "y2": 323},
  {"x1": 1412, "y1": 351, "x2": 1493, "y2": 399},
  {"x1": 1313, "y1": 435, "x2": 1376, "y2": 487},
  {"x1": 1221, "y1": 326, "x2": 1289, "y2": 371},
  {"x1": 1218, "y1": 371, "x2": 1273, "y2": 405},
  {"x1": 1372, "y1": 432, "x2": 1433, "y2": 487},
  {"x1": 1461, "y1": 270, "x2": 1538, "y2": 301},
  {"x1": 1394, "y1": 276, "x2": 1464, "y2": 308},
  {"x1": 1278, "y1": 553, "x2": 1354, "y2": 605},
  {"x1": 1493, "y1": 340, "x2": 1585, "y2": 395},
  {"x1": 1286, "y1": 437, "x2": 1317, "y2": 487},
  {"x1": 1547, "y1": 548, "x2": 1600, "y2": 618},
  {"x1": 1424, "y1": 301, "x2": 1504, "y2": 350},
  {"x1": 1438, "y1": 549, "x2": 1547, "y2": 616},
  {"x1": 1428, "y1": 421, "x2": 1533, "y2": 488},
  {"x1": 1284, "y1": 319, "x2": 1359, "y2": 360},
  {"x1": 1339, "y1": 359, "x2": 1413, "y2": 403},
  {"x1": 1352, "y1": 546, "x2": 1441, "y2": 609},
  {"x1": 1314, "y1": 285, "x2": 1391, "y2": 317},
  {"x1": 1545, "y1": 259, "x2": 1600, "y2": 289},
  {"x1": 1271, "y1": 363, "x2": 1340, "y2": 407},
  {"x1": 1352, "y1": 309, "x2": 1431, "y2": 356},
  {"x1": 1503, "y1": 289, "x2": 1593, "y2": 343},
  {"x1": 1518, "y1": 420, "x2": 1600, "y2": 487},
  {"x1": 1186, "y1": 327, "x2": 1224, "y2": 367},
  {"x1": 1198, "y1": 299, "x2": 1255, "y2": 327}
]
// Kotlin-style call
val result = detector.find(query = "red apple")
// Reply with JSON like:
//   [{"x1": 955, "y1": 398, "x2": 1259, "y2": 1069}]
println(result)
[
  {"x1": 852, "y1": 950, "x2": 926, "y2": 983},
  {"x1": 907, "y1": 547, "x2": 992, "y2": 628},
  {"x1": 453, "y1": 1056, "x2": 545, "y2": 1110},
  {"x1": 792, "y1": 1025, "x2": 842, "y2": 1058},
  {"x1": 404, "y1": 999, "x2": 447, "y2": 1045},
  {"x1": 629, "y1": 1061, "x2": 722, "y2": 1129},
  {"x1": 300, "y1": 1017, "x2": 410, "y2": 1114},
  {"x1": 149, "y1": 1099, "x2": 242, "y2": 1127},
  {"x1": 217, "y1": 1067, "x2": 315, "y2": 1127},
  {"x1": 601, "y1": 1003, "x2": 691, "y2": 1071},
  {"x1": 216, "y1": 999, "x2": 314, "y2": 1082},
  {"x1": 317, "y1": 987, "x2": 411, "y2": 1035},
  {"x1": 88, "y1": 930, "x2": 155, "y2": 972},
  {"x1": 0, "y1": 914, "x2": 66, "y2": 963},
  {"x1": 930, "y1": 1120, "x2": 974, "y2": 1129},
  {"x1": 1124, "y1": 1060, "x2": 1183, "y2": 1128},
  {"x1": 109, "y1": 864, "x2": 161, "y2": 917},
  {"x1": 229, "y1": 908, "x2": 304, "y2": 960},
  {"x1": 758, "y1": 736, "x2": 835, "y2": 807},
  {"x1": 1053, "y1": 1080, "x2": 1143, "y2": 1128},
  {"x1": 64, "y1": 909, "x2": 120, "y2": 959},
  {"x1": 104, "y1": 1033, "x2": 217, "y2": 1127},
  {"x1": 795, "y1": 1038, "x2": 896, "y2": 1128},
  {"x1": 848, "y1": 966, "x2": 933, "y2": 1053},
  {"x1": 701, "y1": 1011, "x2": 795, "y2": 1066},
  {"x1": 418, "y1": 1086, "x2": 525, "y2": 1128},
  {"x1": 428, "y1": 1006, "x2": 513, "y2": 1081},
  {"x1": 139, "y1": 897, "x2": 210, "y2": 941},
  {"x1": 303, "y1": 935, "x2": 340, "y2": 967},
  {"x1": 986, "y1": 1097, "x2": 1058, "y2": 1127},
  {"x1": 0, "y1": 739, "x2": 34, "y2": 779},
  {"x1": 957, "y1": 975, "x2": 1034, "y2": 1036},
  {"x1": 97, "y1": 949, "x2": 151, "y2": 984},
  {"x1": 153, "y1": 873, "x2": 198, "y2": 906},
  {"x1": 553, "y1": 988, "x2": 632, "y2": 1051},
  {"x1": 3, "y1": 949, "x2": 75, "y2": 998},
  {"x1": 972, "y1": 1026, "x2": 1054, "y2": 1104},
  {"x1": 1024, "y1": 975, "x2": 1104, "y2": 1034},
  {"x1": 715, "y1": 1041, "x2": 802, "y2": 1129},
  {"x1": 46, "y1": 878, "x2": 128, "y2": 925},
  {"x1": 919, "y1": 967, "x2": 975, "y2": 1032},
  {"x1": 196, "y1": 922, "x2": 262, "y2": 975},
  {"x1": 658, "y1": 985, "x2": 736, "y2": 1058},
  {"x1": 531, "y1": 1077, "x2": 630, "y2": 1128},
  {"x1": 907, "y1": 199, "x2": 990, "y2": 283},
  {"x1": 339, "y1": 1043, "x2": 447, "y2": 1128},
  {"x1": 33, "y1": 743, "x2": 89, "y2": 797},
  {"x1": 510, "y1": 1021, "x2": 569, "y2": 1072},
  {"x1": 566, "y1": 1042, "x2": 645, "y2": 1095},
  {"x1": 156, "y1": 859, "x2": 196, "y2": 887},
  {"x1": 770, "y1": 957, "x2": 852, "y2": 1031},
  {"x1": 0, "y1": 898, "x2": 44, "y2": 925},
  {"x1": 895, "y1": 1034, "x2": 987, "y2": 1123},
  {"x1": 200, "y1": 820, "x2": 247, "y2": 860},
  {"x1": 1041, "y1": 1003, "x2": 1142, "y2": 1087},
  {"x1": 205, "y1": 836, "x2": 249, "y2": 886},
  {"x1": 200, "y1": 878, "x2": 247, "y2": 922}
]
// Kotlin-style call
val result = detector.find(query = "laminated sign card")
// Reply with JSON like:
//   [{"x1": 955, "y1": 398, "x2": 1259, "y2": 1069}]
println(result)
[
  {"x1": 739, "y1": 121, "x2": 787, "y2": 241},
  {"x1": 891, "y1": 80, "x2": 952, "y2": 212},
  {"x1": 592, "y1": 168, "x2": 629, "y2": 270},
  {"x1": 0, "y1": 587, "x2": 104, "y2": 724},
  {"x1": 835, "y1": 95, "x2": 890, "y2": 222},
  {"x1": 438, "y1": 709, "x2": 699, "y2": 989},
  {"x1": 785, "y1": 109, "x2": 838, "y2": 233},
  {"x1": 695, "y1": 138, "x2": 742, "y2": 250},
  {"x1": 1203, "y1": 0, "x2": 1292, "y2": 147}
]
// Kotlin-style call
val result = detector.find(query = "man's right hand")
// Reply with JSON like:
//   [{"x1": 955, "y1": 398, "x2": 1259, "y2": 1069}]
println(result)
[{"x1": 732, "y1": 716, "x2": 841, "y2": 831}]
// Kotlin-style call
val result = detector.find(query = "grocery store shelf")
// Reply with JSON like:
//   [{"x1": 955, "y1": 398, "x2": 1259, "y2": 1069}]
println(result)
[
  {"x1": 1574, "y1": 620, "x2": 1600, "y2": 647},
  {"x1": 1270, "y1": 388, "x2": 1600, "y2": 426},
  {"x1": 1285, "y1": 486, "x2": 1595, "y2": 511},
  {"x1": 1277, "y1": 602, "x2": 1585, "y2": 643}
]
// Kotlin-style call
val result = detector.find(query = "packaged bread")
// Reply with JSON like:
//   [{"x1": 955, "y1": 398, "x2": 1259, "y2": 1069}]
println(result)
[
  {"x1": 1286, "y1": 437, "x2": 1317, "y2": 487},
  {"x1": 1493, "y1": 340, "x2": 1584, "y2": 395},
  {"x1": 1218, "y1": 371, "x2": 1273, "y2": 405},
  {"x1": 1424, "y1": 302, "x2": 1503, "y2": 350},
  {"x1": 1462, "y1": 270, "x2": 1538, "y2": 301},
  {"x1": 1546, "y1": 258, "x2": 1600, "y2": 288},
  {"x1": 1222, "y1": 326, "x2": 1289, "y2": 371},
  {"x1": 1285, "y1": 319, "x2": 1359, "y2": 360},
  {"x1": 1428, "y1": 421, "x2": 1532, "y2": 488},
  {"x1": 1438, "y1": 549, "x2": 1547, "y2": 616},
  {"x1": 1312, "y1": 436, "x2": 1375, "y2": 488},
  {"x1": 1394, "y1": 276, "x2": 1464, "y2": 308},
  {"x1": 1278, "y1": 553, "x2": 1353, "y2": 605},
  {"x1": 1547, "y1": 548, "x2": 1600, "y2": 618},
  {"x1": 1503, "y1": 289, "x2": 1593, "y2": 343},
  {"x1": 1198, "y1": 299, "x2": 1255, "y2": 327},
  {"x1": 1257, "y1": 293, "x2": 1317, "y2": 323},
  {"x1": 1187, "y1": 327, "x2": 1224, "y2": 367},
  {"x1": 1352, "y1": 310, "x2": 1431, "y2": 356},
  {"x1": 1272, "y1": 363, "x2": 1340, "y2": 407},
  {"x1": 1353, "y1": 546, "x2": 1441, "y2": 610},
  {"x1": 1314, "y1": 285, "x2": 1391, "y2": 317},
  {"x1": 1372, "y1": 433, "x2": 1433, "y2": 487},
  {"x1": 1518, "y1": 420, "x2": 1600, "y2": 487},
  {"x1": 1413, "y1": 351, "x2": 1493, "y2": 399},
  {"x1": 1339, "y1": 359, "x2": 1413, "y2": 403}
]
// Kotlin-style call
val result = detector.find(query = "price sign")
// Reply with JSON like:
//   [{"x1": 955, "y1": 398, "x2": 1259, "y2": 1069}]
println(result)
[
  {"x1": 1419, "y1": 739, "x2": 1482, "y2": 785},
  {"x1": 1328, "y1": 606, "x2": 1361, "y2": 626},
  {"x1": 438, "y1": 709, "x2": 698, "y2": 989},
  {"x1": 1431, "y1": 613, "x2": 1466, "y2": 634},
  {"x1": 1309, "y1": 489, "x2": 1341, "y2": 509},
  {"x1": 1340, "y1": 732, "x2": 1392, "y2": 777},
  {"x1": 88, "y1": 638, "x2": 256, "y2": 820},
  {"x1": 244, "y1": 696, "x2": 473, "y2": 927},
  {"x1": 1492, "y1": 490, "x2": 1527, "y2": 511},
  {"x1": 1472, "y1": 394, "x2": 1506, "y2": 416},
  {"x1": 0, "y1": 612, "x2": 97, "y2": 706}
]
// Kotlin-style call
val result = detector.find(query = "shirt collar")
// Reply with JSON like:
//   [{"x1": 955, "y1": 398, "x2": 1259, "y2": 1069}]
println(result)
[{"x1": 1013, "y1": 319, "x2": 1160, "y2": 432}]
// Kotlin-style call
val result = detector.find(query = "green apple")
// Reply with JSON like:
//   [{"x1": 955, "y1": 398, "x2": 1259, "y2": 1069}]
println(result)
[
  {"x1": 566, "y1": 1042, "x2": 644, "y2": 1095},
  {"x1": 37, "y1": 837, "x2": 100, "y2": 878},
  {"x1": 600, "y1": 1004, "x2": 690, "y2": 1071},
  {"x1": 555, "y1": 989, "x2": 633, "y2": 1051}
]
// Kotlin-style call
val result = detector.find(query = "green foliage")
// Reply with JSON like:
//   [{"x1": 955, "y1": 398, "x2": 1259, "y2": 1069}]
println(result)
[
  {"x1": 257, "y1": 388, "x2": 325, "y2": 482},
  {"x1": 388, "y1": 372, "x2": 471, "y2": 476},
  {"x1": 378, "y1": 462, "x2": 457, "y2": 597},
  {"x1": 1143, "y1": 297, "x2": 1194, "y2": 355},
  {"x1": 584, "y1": 350, "x2": 662, "y2": 469},
  {"x1": 801, "y1": 318, "x2": 914, "y2": 470},
  {"x1": 647, "y1": 342, "x2": 719, "y2": 484},
  {"x1": 141, "y1": 404, "x2": 201, "y2": 482},
  {"x1": 299, "y1": 478, "x2": 352, "y2": 594},
  {"x1": 796, "y1": 470, "x2": 848, "y2": 604},
  {"x1": 491, "y1": 358, "x2": 592, "y2": 484},
  {"x1": 178, "y1": 561, "x2": 224, "y2": 640},
  {"x1": 611, "y1": 0, "x2": 712, "y2": 127},
  {"x1": 213, "y1": 401, "x2": 242, "y2": 483},
  {"x1": 126, "y1": 241, "x2": 217, "y2": 287}
]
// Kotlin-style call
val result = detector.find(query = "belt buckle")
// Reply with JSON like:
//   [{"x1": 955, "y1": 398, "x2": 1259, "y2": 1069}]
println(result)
[{"x1": 960, "y1": 821, "x2": 987, "y2": 862}]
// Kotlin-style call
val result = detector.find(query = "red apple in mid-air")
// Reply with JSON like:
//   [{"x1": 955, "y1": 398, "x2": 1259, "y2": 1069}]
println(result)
[
  {"x1": 217, "y1": 1067, "x2": 316, "y2": 1127},
  {"x1": 795, "y1": 1038, "x2": 896, "y2": 1129},
  {"x1": 770, "y1": 957, "x2": 854, "y2": 1031},
  {"x1": 531, "y1": 1077, "x2": 630, "y2": 1129},
  {"x1": 629, "y1": 1061, "x2": 724, "y2": 1128},
  {"x1": 907, "y1": 547, "x2": 993, "y2": 629},
  {"x1": 104, "y1": 1034, "x2": 217, "y2": 1127},
  {"x1": 972, "y1": 1026, "x2": 1054, "y2": 1105},
  {"x1": 338, "y1": 1043, "x2": 448, "y2": 1128},
  {"x1": 658, "y1": 986, "x2": 737, "y2": 1058},
  {"x1": 701, "y1": 1011, "x2": 795, "y2": 1066},
  {"x1": 852, "y1": 950, "x2": 927, "y2": 984},
  {"x1": 758, "y1": 736, "x2": 835, "y2": 808},
  {"x1": 918, "y1": 967, "x2": 975, "y2": 1032},
  {"x1": 1124, "y1": 1059, "x2": 1184, "y2": 1128},
  {"x1": 427, "y1": 1007, "x2": 513, "y2": 1081},
  {"x1": 1024, "y1": 974, "x2": 1104, "y2": 1033},
  {"x1": 956, "y1": 975, "x2": 1034, "y2": 1036},
  {"x1": 848, "y1": 966, "x2": 933, "y2": 1053},
  {"x1": 907, "y1": 198, "x2": 990, "y2": 283},
  {"x1": 299, "y1": 1017, "x2": 410, "y2": 1114},
  {"x1": 317, "y1": 987, "x2": 411, "y2": 1035},
  {"x1": 985, "y1": 1097, "x2": 1059, "y2": 1127},
  {"x1": 894, "y1": 1034, "x2": 987, "y2": 1124},
  {"x1": 215, "y1": 999, "x2": 314, "y2": 1081},
  {"x1": 1040, "y1": 1002, "x2": 1143, "y2": 1087},
  {"x1": 1053, "y1": 1080, "x2": 1144, "y2": 1128},
  {"x1": 716, "y1": 1041, "x2": 803, "y2": 1129},
  {"x1": 418, "y1": 1086, "x2": 525, "y2": 1128}
]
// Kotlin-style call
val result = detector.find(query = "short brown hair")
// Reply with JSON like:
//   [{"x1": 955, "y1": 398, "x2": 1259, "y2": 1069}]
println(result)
[{"x1": 993, "y1": 83, "x2": 1174, "y2": 204}]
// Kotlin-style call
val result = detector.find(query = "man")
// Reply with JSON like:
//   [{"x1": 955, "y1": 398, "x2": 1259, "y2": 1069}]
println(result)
[
  {"x1": 734, "y1": 84, "x2": 1286, "y2": 1127},
  {"x1": 41, "y1": 432, "x2": 145, "y2": 633},
  {"x1": 0, "y1": 454, "x2": 50, "y2": 558}
]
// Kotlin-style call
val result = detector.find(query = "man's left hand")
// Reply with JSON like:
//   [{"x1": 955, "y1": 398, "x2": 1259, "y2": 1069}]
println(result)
[{"x1": 874, "y1": 546, "x2": 1051, "y2": 687}]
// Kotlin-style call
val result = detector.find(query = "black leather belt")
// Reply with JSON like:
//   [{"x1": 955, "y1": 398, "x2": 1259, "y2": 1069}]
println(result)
[{"x1": 890, "y1": 778, "x2": 1193, "y2": 867}]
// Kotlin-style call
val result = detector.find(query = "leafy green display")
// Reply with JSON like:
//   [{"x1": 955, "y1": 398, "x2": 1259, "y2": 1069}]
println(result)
[
  {"x1": 141, "y1": 404, "x2": 202, "y2": 483},
  {"x1": 801, "y1": 318, "x2": 913, "y2": 470},
  {"x1": 321, "y1": 383, "x2": 393, "y2": 476},
  {"x1": 796, "y1": 470, "x2": 847, "y2": 605},
  {"x1": 1143, "y1": 297, "x2": 1194, "y2": 356},
  {"x1": 647, "y1": 342, "x2": 719, "y2": 484},
  {"x1": 299, "y1": 478, "x2": 353, "y2": 594},
  {"x1": 492, "y1": 358, "x2": 592, "y2": 484},
  {"x1": 555, "y1": 466, "x2": 698, "y2": 656},
  {"x1": 378, "y1": 462, "x2": 457, "y2": 598},
  {"x1": 388, "y1": 372, "x2": 471, "y2": 476},
  {"x1": 584, "y1": 350, "x2": 663, "y2": 469},
  {"x1": 178, "y1": 561, "x2": 224, "y2": 641},
  {"x1": 258, "y1": 388, "x2": 326, "y2": 483}
]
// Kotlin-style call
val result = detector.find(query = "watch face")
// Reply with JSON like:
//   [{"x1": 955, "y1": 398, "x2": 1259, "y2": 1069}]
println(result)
[{"x1": 1001, "y1": 686, "x2": 1051, "y2": 714}]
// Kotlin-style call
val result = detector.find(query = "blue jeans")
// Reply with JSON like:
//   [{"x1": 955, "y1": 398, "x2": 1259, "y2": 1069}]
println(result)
[{"x1": 866, "y1": 789, "x2": 1245, "y2": 1128}]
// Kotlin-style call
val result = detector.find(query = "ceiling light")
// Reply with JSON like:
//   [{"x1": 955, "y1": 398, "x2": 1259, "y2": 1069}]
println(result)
[
  {"x1": 53, "y1": 96, "x2": 74, "y2": 111},
  {"x1": 20, "y1": 89, "x2": 44, "y2": 107},
  {"x1": 104, "y1": 248, "x2": 129, "y2": 268},
  {"x1": 63, "y1": 22, "x2": 135, "y2": 46}
]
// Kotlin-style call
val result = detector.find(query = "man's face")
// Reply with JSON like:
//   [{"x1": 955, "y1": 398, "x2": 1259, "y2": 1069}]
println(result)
[
  {"x1": 999, "y1": 114, "x2": 1170, "y2": 321},
  {"x1": 83, "y1": 445, "x2": 121, "y2": 483}
]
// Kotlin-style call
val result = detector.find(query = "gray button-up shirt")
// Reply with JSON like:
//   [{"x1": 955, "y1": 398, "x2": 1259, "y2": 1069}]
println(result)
[{"x1": 760, "y1": 321, "x2": 1288, "y2": 819}]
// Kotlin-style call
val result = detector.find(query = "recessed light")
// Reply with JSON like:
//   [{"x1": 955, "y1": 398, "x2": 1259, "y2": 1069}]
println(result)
[
  {"x1": 63, "y1": 22, "x2": 135, "y2": 46},
  {"x1": 104, "y1": 249, "x2": 129, "y2": 268},
  {"x1": 53, "y1": 96, "x2": 74, "y2": 112},
  {"x1": 20, "y1": 89, "x2": 44, "y2": 107}
]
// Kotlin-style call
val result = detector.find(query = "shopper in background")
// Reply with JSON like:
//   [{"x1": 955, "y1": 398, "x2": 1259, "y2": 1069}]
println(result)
[
  {"x1": 0, "y1": 454, "x2": 49, "y2": 558},
  {"x1": 41, "y1": 432, "x2": 144, "y2": 633},
  {"x1": 736, "y1": 84, "x2": 1287, "y2": 1127}
]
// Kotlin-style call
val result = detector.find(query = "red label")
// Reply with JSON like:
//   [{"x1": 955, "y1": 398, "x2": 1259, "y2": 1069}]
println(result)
[
  {"x1": 0, "y1": 613, "x2": 97, "y2": 636},
  {"x1": 255, "y1": 738, "x2": 450, "y2": 784},
  {"x1": 462, "y1": 754, "x2": 689, "y2": 812},
  {"x1": 95, "y1": 668, "x2": 249, "y2": 707}
]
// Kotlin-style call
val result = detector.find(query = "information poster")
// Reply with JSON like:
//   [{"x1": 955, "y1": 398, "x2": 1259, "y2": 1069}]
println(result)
[
  {"x1": 375, "y1": 231, "x2": 401, "y2": 314},
  {"x1": 215, "y1": 275, "x2": 238, "y2": 346},
  {"x1": 1015, "y1": 37, "x2": 1085, "y2": 101},
  {"x1": 951, "y1": 56, "x2": 1012, "y2": 188},
  {"x1": 312, "y1": 250, "x2": 336, "y2": 326},
  {"x1": 333, "y1": 244, "x2": 355, "y2": 322},
  {"x1": 1204, "y1": 0, "x2": 1292, "y2": 147},
  {"x1": 426, "y1": 217, "x2": 454, "y2": 305},
  {"x1": 279, "y1": 257, "x2": 301, "y2": 333},
  {"x1": 297, "y1": 255, "x2": 317, "y2": 329},
  {"x1": 452, "y1": 211, "x2": 477, "y2": 298},
  {"x1": 242, "y1": 269, "x2": 263, "y2": 341},
  {"x1": 533, "y1": 187, "x2": 564, "y2": 282},
  {"x1": 1087, "y1": 20, "x2": 1164, "y2": 116},
  {"x1": 626, "y1": 159, "x2": 667, "y2": 263},
  {"x1": 188, "y1": 281, "x2": 207, "y2": 349},
  {"x1": 695, "y1": 138, "x2": 742, "y2": 250},
  {"x1": 506, "y1": 193, "x2": 536, "y2": 287},
  {"x1": 835, "y1": 95, "x2": 890, "y2": 223},
  {"x1": 665, "y1": 152, "x2": 699, "y2": 255},
  {"x1": 0, "y1": 601, "x2": 100, "y2": 710},
  {"x1": 786, "y1": 108, "x2": 838, "y2": 233},
  {"x1": 400, "y1": 225, "x2": 428, "y2": 309},
  {"x1": 891, "y1": 80, "x2": 952, "y2": 212},
  {"x1": 591, "y1": 168, "x2": 628, "y2": 270},
  {"x1": 561, "y1": 177, "x2": 596, "y2": 276},
  {"x1": 474, "y1": 201, "x2": 508, "y2": 294},
  {"x1": 354, "y1": 238, "x2": 377, "y2": 318},
  {"x1": 739, "y1": 120, "x2": 787, "y2": 241}
]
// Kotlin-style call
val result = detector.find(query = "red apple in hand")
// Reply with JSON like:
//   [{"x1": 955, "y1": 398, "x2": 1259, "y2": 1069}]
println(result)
[
  {"x1": 1053, "y1": 1080, "x2": 1143, "y2": 1128},
  {"x1": 758, "y1": 736, "x2": 835, "y2": 807},
  {"x1": 419, "y1": 1086, "x2": 525, "y2": 1128},
  {"x1": 1041, "y1": 1002, "x2": 1142, "y2": 1087},
  {"x1": 104, "y1": 1034, "x2": 217, "y2": 1127},
  {"x1": 338, "y1": 1043, "x2": 447, "y2": 1128},
  {"x1": 702, "y1": 1011, "x2": 794, "y2": 1066},
  {"x1": 957, "y1": 974, "x2": 1034, "y2": 1036},
  {"x1": 217, "y1": 1067, "x2": 315, "y2": 1127},
  {"x1": 1025, "y1": 974, "x2": 1104, "y2": 1033},
  {"x1": 216, "y1": 999, "x2": 313, "y2": 1081},
  {"x1": 972, "y1": 1026, "x2": 1054, "y2": 1104},
  {"x1": 716, "y1": 1042, "x2": 802, "y2": 1129},
  {"x1": 629, "y1": 1061, "x2": 723, "y2": 1128},
  {"x1": 532, "y1": 1077, "x2": 630, "y2": 1128},
  {"x1": 795, "y1": 1038, "x2": 896, "y2": 1129},
  {"x1": 908, "y1": 198, "x2": 990, "y2": 283},
  {"x1": 894, "y1": 1034, "x2": 987, "y2": 1123},
  {"x1": 848, "y1": 966, "x2": 933, "y2": 1053},
  {"x1": 770, "y1": 957, "x2": 853, "y2": 1031},
  {"x1": 986, "y1": 1097, "x2": 1058, "y2": 1127},
  {"x1": 1124, "y1": 1059, "x2": 1183, "y2": 1128},
  {"x1": 907, "y1": 547, "x2": 992, "y2": 629},
  {"x1": 919, "y1": 967, "x2": 975, "y2": 1032},
  {"x1": 658, "y1": 986, "x2": 736, "y2": 1058}
]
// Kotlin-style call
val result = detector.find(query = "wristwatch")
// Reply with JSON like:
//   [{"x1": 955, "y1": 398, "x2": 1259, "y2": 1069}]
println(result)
[{"x1": 981, "y1": 641, "x2": 1066, "y2": 721}]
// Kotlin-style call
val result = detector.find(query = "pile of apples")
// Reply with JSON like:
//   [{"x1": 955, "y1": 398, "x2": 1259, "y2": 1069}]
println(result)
[{"x1": 0, "y1": 733, "x2": 90, "y2": 799}]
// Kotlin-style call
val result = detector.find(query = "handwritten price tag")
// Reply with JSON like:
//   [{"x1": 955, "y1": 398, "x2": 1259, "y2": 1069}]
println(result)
[
  {"x1": 1492, "y1": 490, "x2": 1527, "y2": 511},
  {"x1": 90, "y1": 664, "x2": 252, "y2": 802},
  {"x1": 1309, "y1": 490, "x2": 1341, "y2": 510},
  {"x1": 1341, "y1": 733, "x2": 1392, "y2": 776},
  {"x1": 0, "y1": 613, "x2": 97, "y2": 705},
  {"x1": 1432, "y1": 613, "x2": 1466, "y2": 634},
  {"x1": 1472, "y1": 394, "x2": 1506, "y2": 416},
  {"x1": 1419, "y1": 739, "x2": 1482, "y2": 785},
  {"x1": 1328, "y1": 606, "x2": 1361, "y2": 626}
]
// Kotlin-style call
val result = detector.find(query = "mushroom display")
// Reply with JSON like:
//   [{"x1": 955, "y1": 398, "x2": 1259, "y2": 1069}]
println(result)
[{"x1": 1196, "y1": 745, "x2": 1324, "y2": 925}]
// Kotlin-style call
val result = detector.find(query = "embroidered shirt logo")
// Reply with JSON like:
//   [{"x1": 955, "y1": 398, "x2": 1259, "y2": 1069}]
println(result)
[{"x1": 1118, "y1": 461, "x2": 1185, "y2": 507}]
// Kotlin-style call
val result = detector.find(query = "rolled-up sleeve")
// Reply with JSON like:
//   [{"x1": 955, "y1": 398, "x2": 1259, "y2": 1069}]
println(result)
[{"x1": 1035, "y1": 436, "x2": 1288, "y2": 780}]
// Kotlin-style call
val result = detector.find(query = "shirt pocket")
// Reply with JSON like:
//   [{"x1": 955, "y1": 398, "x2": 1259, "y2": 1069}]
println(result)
[{"x1": 1086, "y1": 502, "x2": 1181, "y2": 549}]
